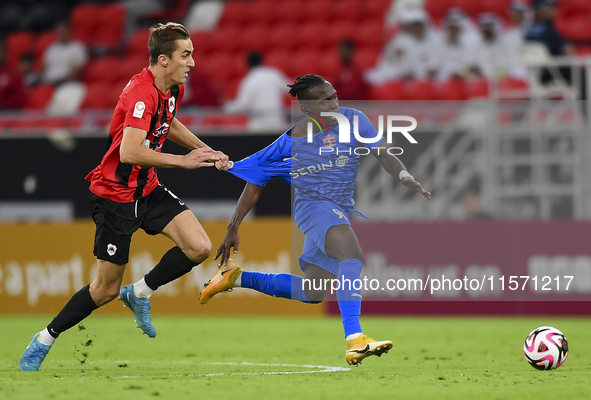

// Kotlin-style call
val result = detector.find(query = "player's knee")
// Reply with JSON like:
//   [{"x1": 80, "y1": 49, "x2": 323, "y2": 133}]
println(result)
[
  {"x1": 351, "y1": 247, "x2": 364, "y2": 262},
  {"x1": 184, "y1": 240, "x2": 212, "y2": 263},
  {"x1": 305, "y1": 287, "x2": 327, "y2": 304},
  {"x1": 94, "y1": 284, "x2": 120, "y2": 305}
]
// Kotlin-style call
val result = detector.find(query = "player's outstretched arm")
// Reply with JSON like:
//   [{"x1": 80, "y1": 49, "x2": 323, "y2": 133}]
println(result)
[
  {"x1": 168, "y1": 117, "x2": 231, "y2": 171},
  {"x1": 371, "y1": 149, "x2": 431, "y2": 200},
  {"x1": 214, "y1": 182, "x2": 265, "y2": 266},
  {"x1": 120, "y1": 126, "x2": 219, "y2": 169}
]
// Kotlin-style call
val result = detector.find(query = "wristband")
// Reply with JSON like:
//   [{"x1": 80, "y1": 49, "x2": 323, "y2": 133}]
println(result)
[{"x1": 399, "y1": 170, "x2": 413, "y2": 180}]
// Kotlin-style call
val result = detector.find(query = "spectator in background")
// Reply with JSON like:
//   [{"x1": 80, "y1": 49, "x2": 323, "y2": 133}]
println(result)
[
  {"x1": 185, "y1": 67, "x2": 220, "y2": 107},
  {"x1": 366, "y1": 8, "x2": 441, "y2": 84},
  {"x1": 472, "y1": 13, "x2": 529, "y2": 81},
  {"x1": 42, "y1": 21, "x2": 87, "y2": 86},
  {"x1": 19, "y1": 53, "x2": 40, "y2": 87},
  {"x1": 330, "y1": 39, "x2": 369, "y2": 100},
  {"x1": 525, "y1": 0, "x2": 574, "y2": 56},
  {"x1": 224, "y1": 52, "x2": 290, "y2": 132},
  {"x1": 436, "y1": 12, "x2": 479, "y2": 81},
  {"x1": 505, "y1": 1, "x2": 532, "y2": 50},
  {"x1": 444, "y1": 8, "x2": 481, "y2": 49},
  {"x1": 0, "y1": 40, "x2": 25, "y2": 109}
]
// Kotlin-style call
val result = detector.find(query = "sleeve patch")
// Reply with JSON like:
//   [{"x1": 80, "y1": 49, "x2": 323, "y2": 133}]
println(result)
[{"x1": 133, "y1": 101, "x2": 146, "y2": 118}]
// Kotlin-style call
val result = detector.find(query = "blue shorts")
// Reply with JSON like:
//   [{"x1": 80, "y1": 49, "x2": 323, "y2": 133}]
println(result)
[{"x1": 294, "y1": 199, "x2": 354, "y2": 276}]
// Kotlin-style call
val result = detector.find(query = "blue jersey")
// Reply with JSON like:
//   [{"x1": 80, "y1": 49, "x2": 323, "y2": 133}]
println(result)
[{"x1": 228, "y1": 107, "x2": 380, "y2": 208}]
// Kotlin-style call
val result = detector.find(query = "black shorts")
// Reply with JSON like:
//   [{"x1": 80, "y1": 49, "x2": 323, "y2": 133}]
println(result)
[{"x1": 91, "y1": 183, "x2": 189, "y2": 264}]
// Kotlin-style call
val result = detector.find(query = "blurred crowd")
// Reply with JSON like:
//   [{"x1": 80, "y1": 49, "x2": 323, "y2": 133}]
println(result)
[{"x1": 0, "y1": 0, "x2": 588, "y2": 123}]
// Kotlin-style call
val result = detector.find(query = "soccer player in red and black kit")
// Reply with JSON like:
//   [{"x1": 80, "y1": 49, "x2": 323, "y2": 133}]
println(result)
[{"x1": 19, "y1": 22, "x2": 230, "y2": 371}]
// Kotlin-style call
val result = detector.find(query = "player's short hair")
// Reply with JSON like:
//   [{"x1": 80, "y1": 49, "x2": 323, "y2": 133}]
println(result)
[
  {"x1": 288, "y1": 74, "x2": 326, "y2": 101},
  {"x1": 148, "y1": 22, "x2": 190, "y2": 66}
]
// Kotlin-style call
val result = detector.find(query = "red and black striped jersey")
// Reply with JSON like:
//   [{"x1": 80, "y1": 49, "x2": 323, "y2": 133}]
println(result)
[{"x1": 85, "y1": 67, "x2": 184, "y2": 203}]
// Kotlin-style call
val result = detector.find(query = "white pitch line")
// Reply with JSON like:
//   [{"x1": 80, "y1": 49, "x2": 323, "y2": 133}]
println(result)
[{"x1": 103, "y1": 362, "x2": 349, "y2": 379}]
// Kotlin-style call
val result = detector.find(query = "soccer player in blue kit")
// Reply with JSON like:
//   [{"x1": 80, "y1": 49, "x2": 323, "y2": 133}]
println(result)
[{"x1": 200, "y1": 74, "x2": 431, "y2": 366}]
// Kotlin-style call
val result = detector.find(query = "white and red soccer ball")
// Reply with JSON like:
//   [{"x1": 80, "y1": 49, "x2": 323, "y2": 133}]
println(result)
[{"x1": 523, "y1": 326, "x2": 569, "y2": 370}]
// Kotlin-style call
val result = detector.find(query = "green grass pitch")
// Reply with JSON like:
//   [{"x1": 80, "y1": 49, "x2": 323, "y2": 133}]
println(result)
[{"x1": 1, "y1": 315, "x2": 589, "y2": 399}]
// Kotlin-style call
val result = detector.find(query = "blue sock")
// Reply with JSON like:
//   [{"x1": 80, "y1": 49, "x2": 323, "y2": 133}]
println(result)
[
  {"x1": 241, "y1": 272, "x2": 311, "y2": 303},
  {"x1": 337, "y1": 259, "x2": 363, "y2": 337}
]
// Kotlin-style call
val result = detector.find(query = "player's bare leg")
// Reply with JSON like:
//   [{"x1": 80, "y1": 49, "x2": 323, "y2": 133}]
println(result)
[
  {"x1": 325, "y1": 224, "x2": 393, "y2": 366},
  {"x1": 20, "y1": 260, "x2": 125, "y2": 371},
  {"x1": 121, "y1": 210, "x2": 212, "y2": 337}
]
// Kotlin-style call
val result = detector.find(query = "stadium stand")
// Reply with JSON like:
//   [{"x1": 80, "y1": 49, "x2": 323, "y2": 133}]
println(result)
[{"x1": 0, "y1": 0, "x2": 589, "y2": 125}]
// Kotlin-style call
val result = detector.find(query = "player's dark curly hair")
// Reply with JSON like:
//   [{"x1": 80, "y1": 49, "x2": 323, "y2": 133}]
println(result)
[{"x1": 288, "y1": 74, "x2": 326, "y2": 101}]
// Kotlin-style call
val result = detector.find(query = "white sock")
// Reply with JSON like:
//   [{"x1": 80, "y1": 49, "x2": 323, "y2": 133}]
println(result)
[
  {"x1": 37, "y1": 328, "x2": 56, "y2": 346},
  {"x1": 133, "y1": 278, "x2": 154, "y2": 299},
  {"x1": 346, "y1": 332, "x2": 363, "y2": 341},
  {"x1": 233, "y1": 272, "x2": 242, "y2": 287}
]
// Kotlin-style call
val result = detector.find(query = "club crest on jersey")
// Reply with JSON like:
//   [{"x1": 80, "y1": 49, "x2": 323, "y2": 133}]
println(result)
[
  {"x1": 323, "y1": 134, "x2": 337, "y2": 148},
  {"x1": 107, "y1": 244, "x2": 117, "y2": 256},
  {"x1": 168, "y1": 97, "x2": 175, "y2": 113}
]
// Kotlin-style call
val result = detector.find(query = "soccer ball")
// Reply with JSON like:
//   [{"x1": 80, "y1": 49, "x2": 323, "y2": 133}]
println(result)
[{"x1": 523, "y1": 326, "x2": 569, "y2": 370}]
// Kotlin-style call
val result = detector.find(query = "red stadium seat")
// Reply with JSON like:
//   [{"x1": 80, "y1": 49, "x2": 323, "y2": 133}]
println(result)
[
  {"x1": 274, "y1": 1, "x2": 306, "y2": 23},
  {"x1": 498, "y1": 78, "x2": 529, "y2": 90},
  {"x1": 498, "y1": 78, "x2": 529, "y2": 99},
  {"x1": 203, "y1": 52, "x2": 238, "y2": 80},
  {"x1": 289, "y1": 49, "x2": 322, "y2": 77},
  {"x1": 559, "y1": 0, "x2": 591, "y2": 17},
  {"x1": 70, "y1": 3, "x2": 100, "y2": 43},
  {"x1": 238, "y1": 24, "x2": 270, "y2": 52},
  {"x1": 201, "y1": 115, "x2": 248, "y2": 130},
  {"x1": 81, "y1": 83, "x2": 109, "y2": 109},
  {"x1": 221, "y1": 77, "x2": 242, "y2": 99},
  {"x1": 127, "y1": 30, "x2": 151, "y2": 58},
  {"x1": 479, "y1": 0, "x2": 512, "y2": 20},
  {"x1": 116, "y1": 55, "x2": 149, "y2": 83},
  {"x1": 354, "y1": 48, "x2": 380, "y2": 70},
  {"x1": 332, "y1": 0, "x2": 362, "y2": 22},
  {"x1": 451, "y1": 0, "x2": 484, "y2": 18},
  {"x1": 559, "y1": 16, "x2": 591, "y2": 41},
  {"x1": 402, "y1": 80, "x2": 434, "y2": 101},
  {"x1": 575, "y1": 46, "x2": 591, "y2": 56},
  {"x1": 218, "y1": 1, "x2": 251, "y2": 26},
  {"x1": 265, "y1": 49, "x2": 291, "y2": 75},
  {"x1": 298, "y1": 21, "x2": 332, "y2": 50},
  {"x1": 245, "y1": 1, "x2": 277, "y2": 25},
  {"x1": 267, "y1": 23, "x2": 299, "y2": 50},
  {"x1": 360, "y1": 0, "x2": 392, "y2": 20},
  {"x1": 33, "y1": 31, "x2": 57, "y2": 71},
  {"x1": 425, "y1": 0, "x2": 453, "y2": 24},
  {"x1": 106, "y1": 85, "x2": 123, "y2": 108},
  {"x1": 191, "y1": 31, "x2": 215, "y2": 54},
  {"x1": 356, "y1": 21, "x2": 385, "y2": 50},
  {"x1": 83, "y1": 56, "x2": 120, "y2": 84},
  {"x1": 92, "y1": 4, "x2": 127, "y2": 48},
  {"x1": 370, "y1": 81, "x2": 403, "y2": 101},
  {"x1": 210, "y1": 26, "x2": 242, "y2": 52},
  {"x1": 305, "y1": 1, "x2": 333, "y2": 23},
  {"x1": 434, "y1": 79, "x2": 467, "y2": 100},
  {"x1": 319, "y1": 50, "x2": 340, "y2": 78},
  {"x1": 327, "y1": 22, "x2": 356, "y2": 47},
  {"x1": 23, "y1": 85, "x2": 54, "y2": 109},
  {"x1": 466, "y1": 78, "x2": 490, "y2": 98},
  {"x1": 7, "y1": 31, "x2": 35, "y2": 69}
]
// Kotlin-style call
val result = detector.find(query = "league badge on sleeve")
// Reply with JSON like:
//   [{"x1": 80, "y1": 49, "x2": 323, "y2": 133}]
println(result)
[{"x1": 133, "y1": 101, "x2": 146, "y2": 118}]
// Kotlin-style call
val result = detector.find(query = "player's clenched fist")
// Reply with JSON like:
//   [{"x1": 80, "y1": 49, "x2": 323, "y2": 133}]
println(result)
[
  {"x1": 212, "y1": 150, "x2": 232, "y2": 171},
  {"x1": 181, "y1": 147, "x2": 219, "y2": 169}
]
